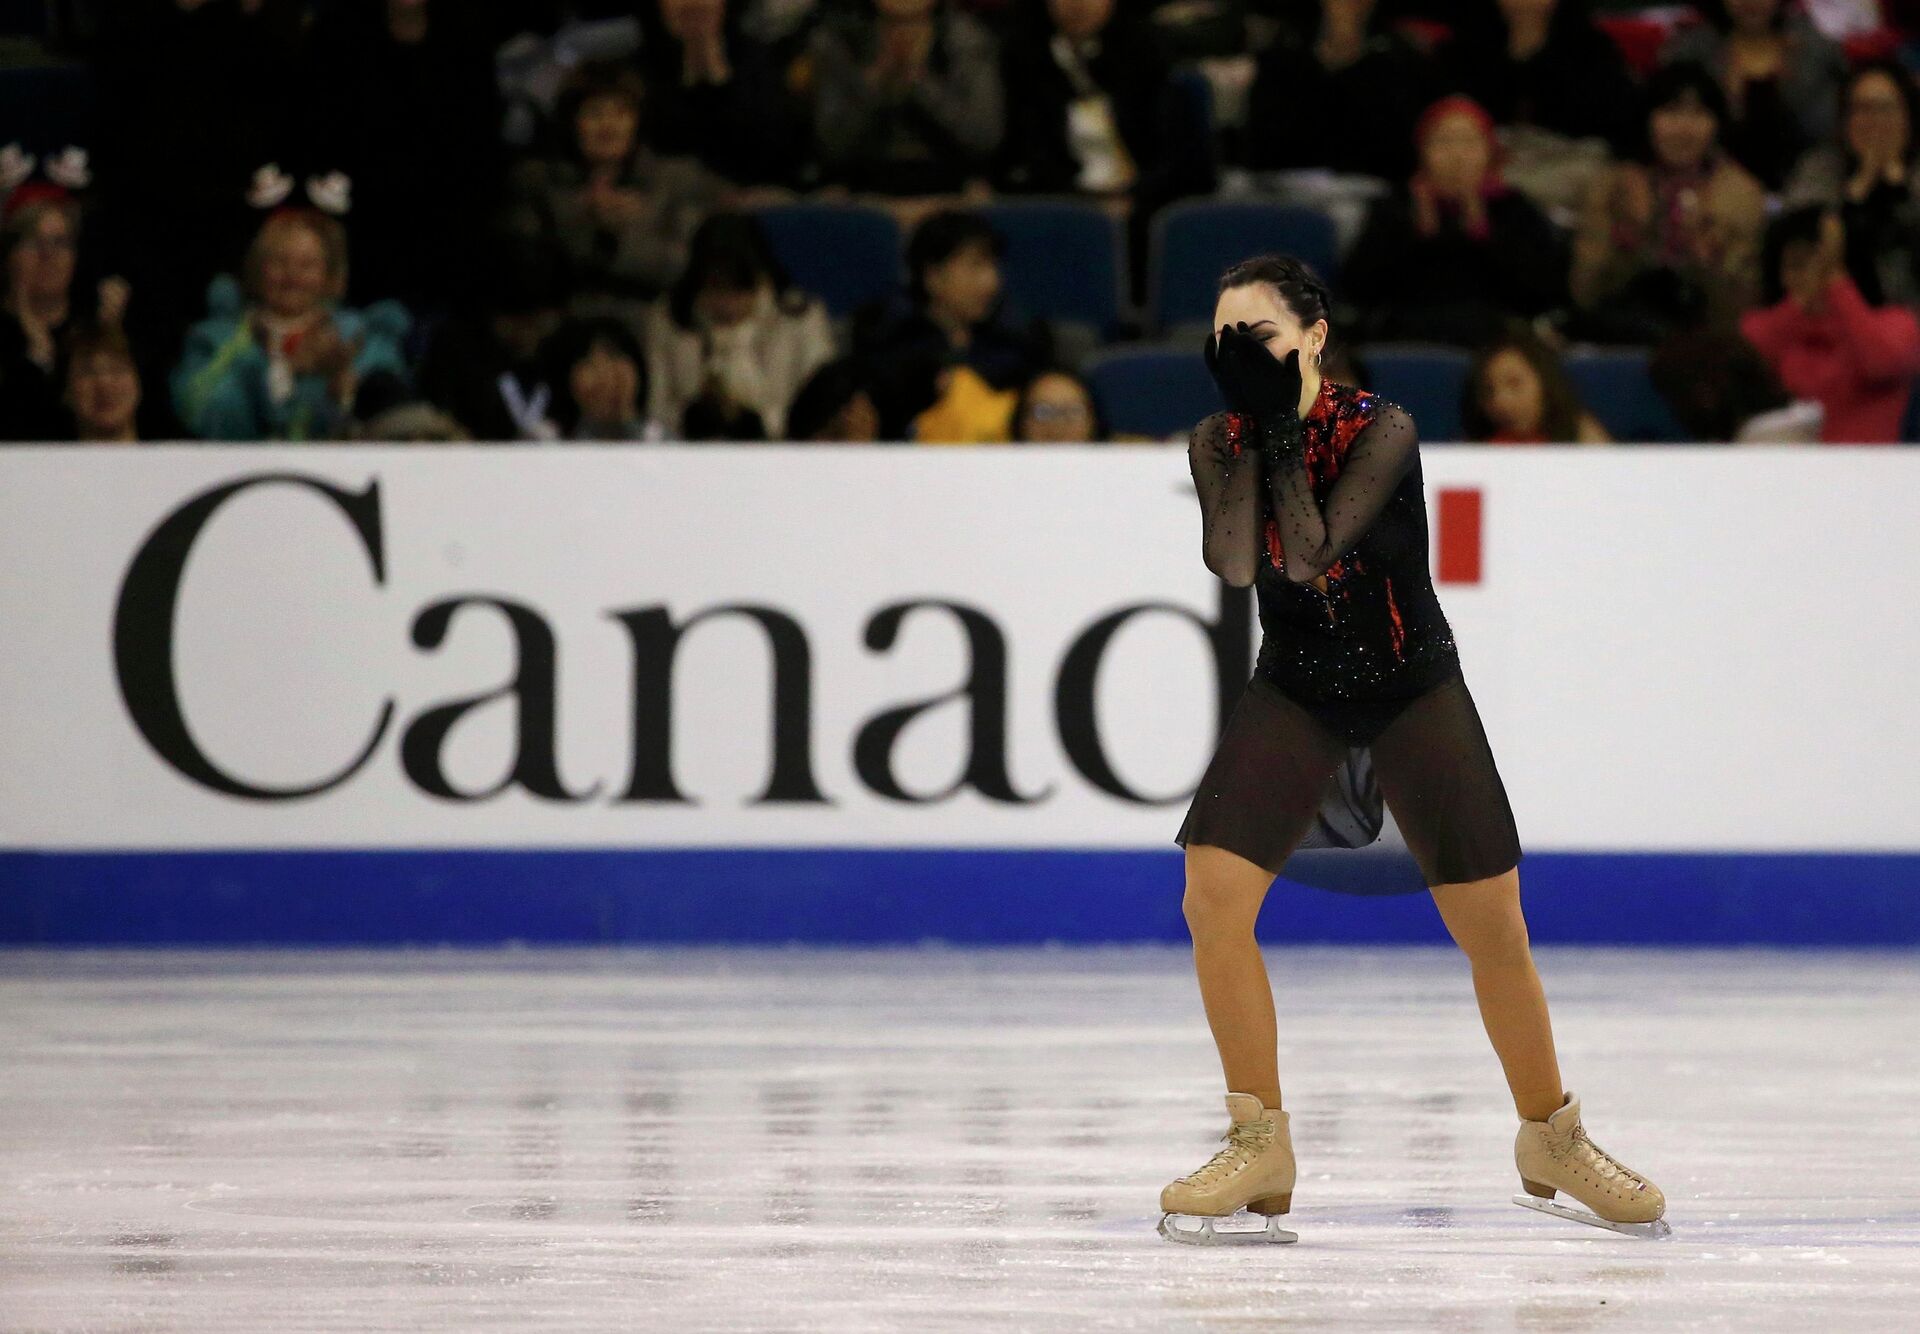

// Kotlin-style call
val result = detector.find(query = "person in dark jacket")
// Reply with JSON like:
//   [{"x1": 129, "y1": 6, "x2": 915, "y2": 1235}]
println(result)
[
  {"x1": 996, "y1": 0, "x2": 1213, "y2": 203},
  {"x1": 1243, "y1": 0, "x2": 1438, "y2": 181},
  {"x1": 850, "y1": 209, "x2": 1050, "y2": 438},
  {"x1": 87, "y1": 0, "x2": 304, "y2": 373},
  {"x1": 1, "y1": 187, "x2": 85, "y2": 440},
  {"x1": 543, "y1": 314, "x2": 658, "y2": 440},
  {"x1": 1783, "y1": 60, "x2": 1920, "y2": 308},
  {"x1": 1343, "y1": 95, "x2": 1568, "y2": 345},
  {"x1": 298, "y1": 0, "x2": 506, "y2": 314},
  {"x1": 1442, "y1": 0, "x2": 1639, "y2": 152},
  {"x1": 636, "y1": 0, "x2": 804, "y2": 186},
  {"x1": 417, "y1": 240, "x2": 570, "y2": 441}
]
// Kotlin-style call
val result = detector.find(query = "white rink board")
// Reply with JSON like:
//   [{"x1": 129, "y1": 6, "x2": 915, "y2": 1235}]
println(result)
[{"x1": 2, "y1": 445, "x2": 1917, "y2": 851}]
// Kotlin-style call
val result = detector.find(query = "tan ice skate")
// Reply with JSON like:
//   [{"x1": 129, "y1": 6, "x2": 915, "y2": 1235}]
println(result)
[
  {"x1": 1513, "y1": 1092, "x2": 1670, "y2": 1239},
  {"x1": 1158, "y1": 1092, "x2": 1298, "y2": 1245}
]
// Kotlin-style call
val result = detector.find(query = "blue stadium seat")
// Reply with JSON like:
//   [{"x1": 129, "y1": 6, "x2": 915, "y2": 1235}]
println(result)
[
  {"x1": 1150, "y1": 200, "x2": 1340, "y2": 333},
  {"x1": 1563, "y1": 347, "x2": 1685, "y2": 442},
  {"x1": 754, "y1": 203, "x2": 902, "y2": 318},
  {"x1": 978, "y1": 199, "x2": 1125, "y2": 335},
  {"x1": 1364, "y1": 345, "x2": 1471, "y2": 443},
  {"x1": 1084, "y1": 345, "x2": 1219, "y2": 438}
]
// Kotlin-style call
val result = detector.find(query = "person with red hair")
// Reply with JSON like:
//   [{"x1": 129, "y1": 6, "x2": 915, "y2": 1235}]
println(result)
[{"x1": 1342, "y1": 95, "x2": 1569, "y2": 349}]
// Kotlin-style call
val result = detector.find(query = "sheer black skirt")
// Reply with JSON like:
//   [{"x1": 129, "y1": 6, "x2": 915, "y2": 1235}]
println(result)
[{"x1": 1175, "y1": 664, "x2": 1523, "y2": 888}]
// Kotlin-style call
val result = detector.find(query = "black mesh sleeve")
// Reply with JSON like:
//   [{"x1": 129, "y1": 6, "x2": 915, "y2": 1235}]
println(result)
[
  {"x1": 1265, "y1": 402, "x2": 1418, "y2": 583},
  {"x1": 1187, "y1": 413, "x2": 1262, "y2": 588}
]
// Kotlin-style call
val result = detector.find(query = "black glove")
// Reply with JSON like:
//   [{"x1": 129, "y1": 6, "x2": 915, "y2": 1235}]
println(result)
[{"x1": 1205, "y1": 322, "x2": 1304, "y2": 459}]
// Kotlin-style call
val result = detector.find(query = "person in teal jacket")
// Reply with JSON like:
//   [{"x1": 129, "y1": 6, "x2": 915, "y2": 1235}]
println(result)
[{"x1": 172, "y1": 207, "x2": 410, "y2": 441}]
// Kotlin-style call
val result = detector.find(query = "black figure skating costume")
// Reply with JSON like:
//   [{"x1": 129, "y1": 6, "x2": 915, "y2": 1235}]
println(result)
[{"x1": 1175, "y1": 380, "x2": 1522, "y2": 887}]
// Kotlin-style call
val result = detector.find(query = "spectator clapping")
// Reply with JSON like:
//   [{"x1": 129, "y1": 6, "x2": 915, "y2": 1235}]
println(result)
[
  {"x1": 3, "y1": 0, "x2": 1919, "y2": 446},
  {"x1": 170, "y1": 208, "x2": 410, "y2": 442}
]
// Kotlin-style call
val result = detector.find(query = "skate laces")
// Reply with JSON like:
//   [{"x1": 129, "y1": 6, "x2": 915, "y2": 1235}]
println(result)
[
  {"x1": 1569, "y1": 1125, "x2": 1648, "y2": 1190},
  {"x1": 1179, "y1": 1120, "x2": 1273, "y2": 1186}
]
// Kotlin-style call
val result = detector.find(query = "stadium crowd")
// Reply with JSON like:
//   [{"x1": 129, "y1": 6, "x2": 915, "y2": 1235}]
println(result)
[{"x1": 5, "y1": 0, "x2": 1920, "y2": 443}]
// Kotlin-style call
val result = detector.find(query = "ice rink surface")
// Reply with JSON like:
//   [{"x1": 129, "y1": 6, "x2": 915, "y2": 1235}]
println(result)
[{"x1": 2, "y1": 946, "x2": 1916, "y2": 1332}]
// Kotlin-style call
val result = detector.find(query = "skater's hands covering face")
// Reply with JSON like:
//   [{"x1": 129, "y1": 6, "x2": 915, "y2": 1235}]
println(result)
[
  {"x1": 1206, "y1": 324, "x2": 1302, "y2": 425},
  {"x1": 1207, "y1": 282, "x2": 1324, "y2": 422}
]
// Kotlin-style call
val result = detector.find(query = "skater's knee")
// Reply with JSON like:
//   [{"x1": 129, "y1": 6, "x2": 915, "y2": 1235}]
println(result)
[
  {"x1": 1446, "y1": 901, "x2": 1532, "y2": 965},
  {"x1": 1432, "y1": 873, "x2": 1532, "y2": 964},
  {"x1": 1183, "y1": 883, "x2": 1253, "y2": 939},
  {"x1": 1459, "y1": 913, "x2": 1532, "y2": 966},
  {"x1": 1181, "y1": 845, "x2": 1276, "y2": 939}
]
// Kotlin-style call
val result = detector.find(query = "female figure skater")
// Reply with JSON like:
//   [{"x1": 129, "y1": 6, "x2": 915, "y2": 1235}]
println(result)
[{"x1": 1158, "y1": 254, "x2": 1667, "y2": 1245}]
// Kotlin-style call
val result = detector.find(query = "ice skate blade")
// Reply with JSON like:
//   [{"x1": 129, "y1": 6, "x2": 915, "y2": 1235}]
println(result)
[
  {"x1": 1513, "y1": 1193, "x2": 1672, "y2": 1240},
  {"x1": 1158, "y1": 1212, "x2": 1299, "y2": 1246}
]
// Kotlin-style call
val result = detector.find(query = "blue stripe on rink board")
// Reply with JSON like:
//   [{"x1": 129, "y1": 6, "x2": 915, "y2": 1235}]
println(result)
[{"x1": 1, "y1": 849, "x2": 1917, "y2": 947}]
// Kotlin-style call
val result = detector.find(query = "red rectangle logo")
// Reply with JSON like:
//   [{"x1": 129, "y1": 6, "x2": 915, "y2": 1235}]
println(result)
[{"x1": 1437, "y1": 487, "x2": 1482, "y2": 584}]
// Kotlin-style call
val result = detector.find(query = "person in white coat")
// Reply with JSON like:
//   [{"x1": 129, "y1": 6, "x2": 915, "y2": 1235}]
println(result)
[{"x1": 642, "y1": 212, "x2": 834, "y2": 440}]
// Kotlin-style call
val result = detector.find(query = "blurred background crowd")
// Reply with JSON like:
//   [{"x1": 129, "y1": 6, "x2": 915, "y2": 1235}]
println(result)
[{"x1": 6, "y1": 0, "x2": 1920, "y2": 445}]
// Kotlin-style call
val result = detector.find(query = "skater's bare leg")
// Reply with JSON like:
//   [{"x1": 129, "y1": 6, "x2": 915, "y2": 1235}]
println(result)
[
  {"x1": 1182, "y1": 843, "x2": 1284, "y2": 1112},
  {"x1": 1431, "y1": 867, "x2": 1564, "y2": 1122}
]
